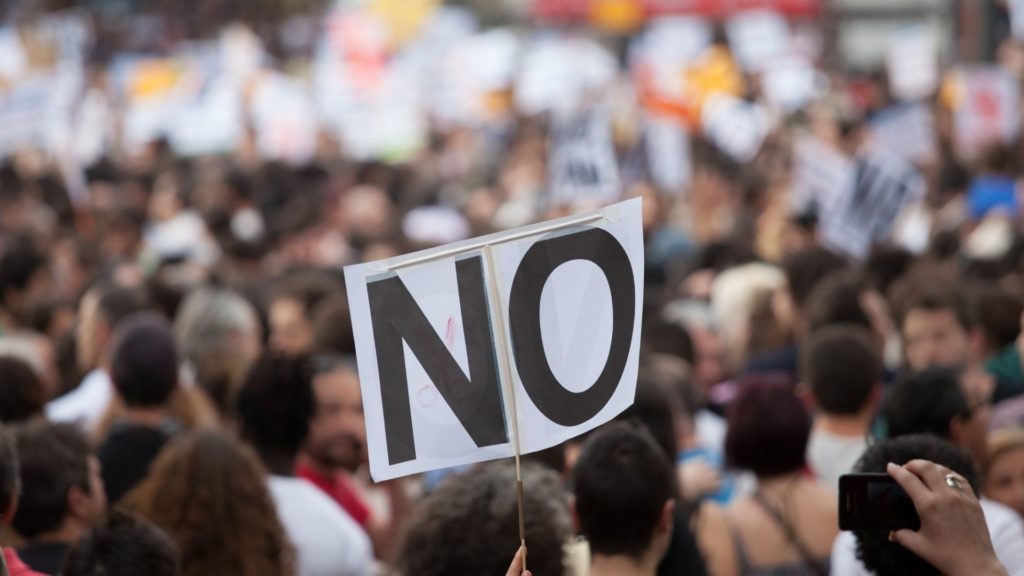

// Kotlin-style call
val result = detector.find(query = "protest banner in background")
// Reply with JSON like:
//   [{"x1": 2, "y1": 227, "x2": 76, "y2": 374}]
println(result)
[
  {"x1": 725, "y1": 10, "x2": 790, "y2": 72},
  {"x1": 820, "y1": 151, "x2": 926, "y2": 259},
  {"x1": 949, "y1": 67, "x2": 1020, "y2": 161},
  {"x1": 887, "y1": 24, "x2": 938, "y2": 102},
  {"x1": 701, "y1": 94, "x2": 770, "y2": 162},
  {"x1": 345, "y1": 198, "x2": 644, "y2": 481},
  {"x1": 867, "y1": 103, "x2": 937, "y2": 165},
  {"x1": 549, "y1": 107, "x2": 622, "y2": 204},
  {"x1": 251, "y1": 72, "x2": 319, "y2": 166},
  {"x1": 791, "y1": 135, "x2": 852, "y2": 216},
  {"x1": 645, "y1": 113, "x2": 692, "y2": 192}
]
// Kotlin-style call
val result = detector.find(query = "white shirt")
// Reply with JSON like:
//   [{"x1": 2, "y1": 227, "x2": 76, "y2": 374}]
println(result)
[
  {"x1": 45, "y1": 368, "x2": 113, "y2": 435},
  {"x1": 807, "y1": 429, "x2": 868, "y2": 492},
  {"x1": 268, "y1": 476, "x2": 372, "y2": 576},
  {"x1": 831, "y1": 498, "x2": 1024, "y2": 576}
]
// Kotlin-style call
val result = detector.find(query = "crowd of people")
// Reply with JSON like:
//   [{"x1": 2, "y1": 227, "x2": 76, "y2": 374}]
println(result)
[{"x1": 2, "y1": 1, "x2": 1024, "y2": 576}]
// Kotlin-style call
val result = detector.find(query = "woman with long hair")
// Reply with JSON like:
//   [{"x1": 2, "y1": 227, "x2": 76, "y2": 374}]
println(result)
[{"x1": 122, "y1": 430, "x2": 294, "y2": 576}]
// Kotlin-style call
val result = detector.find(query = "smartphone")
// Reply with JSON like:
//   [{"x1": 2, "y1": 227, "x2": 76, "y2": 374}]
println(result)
[{"x1": 838, "y1": 473, "x2": 920, "y2": 531}]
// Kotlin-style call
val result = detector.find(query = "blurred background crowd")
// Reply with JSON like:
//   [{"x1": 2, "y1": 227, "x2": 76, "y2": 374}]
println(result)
[{"x1": 2, "y1": 0, "x2": 1024, "y2": 575}]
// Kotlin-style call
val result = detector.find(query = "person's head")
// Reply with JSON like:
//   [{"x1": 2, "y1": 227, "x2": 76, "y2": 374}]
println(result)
[
  {"x1": 572, "y1": 422, "x2": 675, "y2": 565},
  {"x1": 77, "y1": 283, "x2": 150, "y2": 372},
  {"x1": 663, "y1": 299, "x2": 724, "y2": 393},
  {"x1": 122, "y1": 431, "x2": 293, "y2": 576},
  {"x1": 12, "y1": 420, "x2": 106, "y2": 541},
  {"x1": 63, "y1": 510, "x2": 179, "y2": 576},
  {"x1": 968, "y1": 285, "x2": 1024, "y2": 359},
  {"x1": 726, "y1": 377, "x2": 810, "y2": 479},
  {"x1": 0, "y1": 331, "x2": 60, "y2": 399},
  {"x1": 0, "y1": 233, "x2": 50, "y2": 325},
  {"x1": 803, "y1": 325, "x2": 882, "y2": 418},
  {"x1": 710, "y1": 263, "x2": 786, "y2": 371},
  {"x1": 781, "y1": 246, "x2": 848, "y2": 328},
  {"x1": 891, "y1": 279, "x2": 971, "y2": 370},
  {"x1": 803, "y1": 270, "x2": 880, "y2": 338},
  {"x1": 236, "y1": 353, "x2": 315, "y2": 466},
  {"x1": 174, "y1": 287, "x2": 261, "y2": 418},
  {"x1": 853, "y1": 434, "x2": 979, "y2": 576},
  {"x1": 304, "y1": 356, "x2": 365, "y2": 473},
  {"x1": 982, "y1": 427, "x2": 1024, "y2": 517},
  {"x1": 0, "y1": 355, "x2": 47, "y2": 423},
  {"x1": 396, "y1": 462, "x2": 570, "y2": 576},
  {"x1": 110, "y1": 313, "x2": 179, "y2": 410},
  {"x1": 0, "y1": 424, "x2": 18, "y2": 525},
  {"x1": 311, "y1": 293, "x2": 356, "y2": 356},
  {"x1": 882, "y1": 367, "x2": 990, "y2": 465},
  {"x1": 269, "y1": 271, "x2": 342, "y2": 355}
]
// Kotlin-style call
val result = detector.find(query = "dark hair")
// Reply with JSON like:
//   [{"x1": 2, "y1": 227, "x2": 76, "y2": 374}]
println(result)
[
  {"x1": 63, "y1": 509, "x2": 180, "y2": 576},
  {"x1": 782, "y1": 247, "x2": 848, "y2": 305},
  {"x1": 803, "y1": 325, "x2": 881, "y2": 416},
  {"x1": 882, "y1": 367, "x2": 967, "y2": 441},
  {"x1": 271, "y1": 269, "x2": 343, "y2": 318},
  {"x1": 12, "y1": 420, "x2": 92, "y2": 538},
  {"x1": 969, "y1": 285, "x2": 1024, "y2": 352},
  {"x1": 642, "y1": 320, "x2": 695, "y2": 365},
  {"x1": 311, "y1": 293, "x2": 356, "y2": 356},
  {"x1": 0, "y1": 355, "x2": 46, "y2": 423},
  {"x1": 236, "y1": 353, "x2": 315, "y2": 458},
  {"x1": 396, "y1": 462, "x2": 569, "y2": 576},
  {"x1": 890, "y1": 275, "x2": 970, "y2": 332},
  {"x1": 864, "y1": 245, "x2": 914, "y2": 295},
  {"x1": 0, "y1": 424, "x2": 17, "y2": 518},
  {"x1": 572, "y1": 422, "x2": 674, "y2": 559},
  {"x1": 725, "y1": 378, "x2": 810, "y2": 477},
  {"x1": 803, "y1": 270, "x2": 873, "y2": 333},
  {"x1": 853, "y1": 435, "x2": 979, "y2": 576},
  {"x1": 95, "y1": 285, "x2": 151, "y2": 329},
  {"x1": 110, "y1": 313, "x2": 179, "y2": 408},
  {"x1": 0, "y1": 233, "x2": 46, "y2": 309},
  {"x1": 617, "y1": 377, "x2": 679, "y2": 463}
]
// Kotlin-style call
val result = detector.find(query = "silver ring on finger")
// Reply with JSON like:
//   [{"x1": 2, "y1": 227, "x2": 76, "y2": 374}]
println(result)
[{"x1": 944, "y1": 473, "x2": 965, "y2": 492}]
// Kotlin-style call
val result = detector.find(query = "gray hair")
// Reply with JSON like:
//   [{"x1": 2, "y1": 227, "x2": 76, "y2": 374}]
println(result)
[{"x1": 174, "y1": 286, "x2": 257, "y2": 368}]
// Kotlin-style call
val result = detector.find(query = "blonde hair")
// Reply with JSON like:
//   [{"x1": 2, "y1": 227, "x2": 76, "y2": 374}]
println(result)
[{"x1": 984, "y1": 427, "x2": 1024, "y2": 480}]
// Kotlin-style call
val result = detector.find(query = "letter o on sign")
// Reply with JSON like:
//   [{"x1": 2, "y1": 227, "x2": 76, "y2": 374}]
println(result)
[{"x1": 508, "y1": 227, "x2": 635, "y2": 426}]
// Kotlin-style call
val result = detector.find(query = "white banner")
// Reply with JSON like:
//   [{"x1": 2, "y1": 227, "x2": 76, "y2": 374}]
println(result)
[
  {"x1": 867, "y1": 103, "x2": 937, "y2": 165},
  {"x1": 549, "y1": 107, "x2": 621, "y2": 204},
  {"x1": 345, "y1": 198, "x2": 644, "y2": 481},
  {"x1": 887, "y1": 24, "x2": 938, "y2": 102}
]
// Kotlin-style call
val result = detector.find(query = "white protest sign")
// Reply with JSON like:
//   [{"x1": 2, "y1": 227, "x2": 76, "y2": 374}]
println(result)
[
  {"x1": 345, "y1": 198, "x2": 644, "y2": 481},
  {"x1": 1011, "y1": 0, "x2": 1024, "y2": 41},
  {"x1": 821, "y1": 152, "x2": 926, "y2": 259},
  {"x1": 952, "y1": 67, "x2": 1020, "y2": 161},
  {"x1": 887, "y1": 24, "x2": 938, "y2": 102},
  {"x1": 515, "y1": 36, "x2": 617, "y2": 116},
  {"x1": 725, "y1": 10, "x2": 790, "y2": 72},
  {"x1": 867, "y1": 103, "x2": 937, "y2": 165},
  {"x1": 761, "y1": 54, "x2": 820, "y2": 113},
  {"x1": 645, "y1": 113, "x2": 692, "y2": 192},
  {"x1": 251, "y1": 73, "x2": 318, "y2": 166},
  {"x1": 549, "y1": 107, "x2": 621, "y2": 204},
  {"x1": 791, "y1": 135, "x2": 853, "y2": 216},
  {"x1": 701, "y1": 94, "x2": 770, "y2": 163}
]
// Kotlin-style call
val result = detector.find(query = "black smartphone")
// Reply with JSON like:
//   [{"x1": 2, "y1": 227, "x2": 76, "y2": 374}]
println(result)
[{"x1": 838, "y1": 473, "x2": 921, "y2": 531}]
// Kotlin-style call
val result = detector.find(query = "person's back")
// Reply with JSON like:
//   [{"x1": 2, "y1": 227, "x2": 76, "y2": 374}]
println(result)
[
  {"x1": 721, "y1": 379, "x2": 836, "y2": 576},
  {"x1": 96, "y1": 313, "x2": 181, "y2": 503},
  {"x1": 123, "y1": 431, "x2": 294, "y2": 576},
  {"x1": 803, "y1": 325, "x2": 883, "y2": 491},
  {"x1": 236, "y1": 353, "x2": 370, "y2": 576}
]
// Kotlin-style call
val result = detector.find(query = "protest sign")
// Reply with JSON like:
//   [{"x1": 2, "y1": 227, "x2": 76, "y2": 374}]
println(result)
[
  {"x1": 821, "y1": 151, "x2": 926, "y2": 259},
  {"x1": 645, "y1": 113, "x2": 692, "y2": 192},
  {"x1": 1011, "y1": 0, "x2": 1024, "y2": 41},
  {"x1": 725, "y1": 10, "x2": 790, "y2": 72},
  {"x1": 345, "y1": 198, "x2": 644, "y2": 482},
  {"x1": 251, "y1": 73, "x2": 318, "y2": 166},
  {"x1": 791, "y1": 135, "x2": 852, "y2": 216},
  {"x1": 886, "y1": 24, "x2": 938, "y2": 102},
  {"x1": 950, "y1": 67, "x2": 1019, "y2": 161},
  {"x1": 548, "y1": 107, "x2": 621, "y2": 204},
  {"x1": 701, "y1": 94, "x2": 770, "y2": 163},
  {"x1": 867, "y1": 103, "x2": 937, "y2": 165}
]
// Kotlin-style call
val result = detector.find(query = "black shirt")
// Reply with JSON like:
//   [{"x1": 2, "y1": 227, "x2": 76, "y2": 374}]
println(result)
[
  {"x1": 17, "y1": 541, "x2": 71, "y2": 576},
  {"x1": 97, "y1": 421, "x2": 177, "y2": 503}
]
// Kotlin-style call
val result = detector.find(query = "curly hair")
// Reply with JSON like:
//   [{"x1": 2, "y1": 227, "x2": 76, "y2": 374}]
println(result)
[
  {"x1": 236, "y1": 353, "x2": 315, "y2": 458},
  {"x1": 395, "y1": 461, "x2": 570, "y2": 576},
  {"x1": 122, "y1": 431, "x2": 294, "y2": 576}
]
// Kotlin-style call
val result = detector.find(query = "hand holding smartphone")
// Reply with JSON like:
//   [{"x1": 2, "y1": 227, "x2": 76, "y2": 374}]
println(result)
[{"x1": 839, "y1": 473, "x2": 921, "y2": 531}]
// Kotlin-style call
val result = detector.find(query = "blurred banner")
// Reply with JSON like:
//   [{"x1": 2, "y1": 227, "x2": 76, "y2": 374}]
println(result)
[{"x1": 533, "y1": 0, "x2": 821, "y2": 22}]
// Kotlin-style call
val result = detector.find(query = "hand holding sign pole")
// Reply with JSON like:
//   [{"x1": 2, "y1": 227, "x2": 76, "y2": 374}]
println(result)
[{"x1": 345, "y1": 198, "x2": 644, "y2": 565}]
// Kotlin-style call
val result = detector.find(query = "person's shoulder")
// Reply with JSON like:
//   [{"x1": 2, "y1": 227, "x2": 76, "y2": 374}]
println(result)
[{"x1": 981, "y1": 498, "x2": 1024, "y2": 531}]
